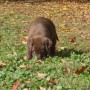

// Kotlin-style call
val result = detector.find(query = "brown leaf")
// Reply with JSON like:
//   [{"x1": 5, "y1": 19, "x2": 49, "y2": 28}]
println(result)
[
  {"x1": 21, "y1": 36, "x2": 28, "y2": 41},
  {"x1": 69, "y1": 37, "x2": 76, "y2": 43},
  {"x1": 74, "y1": 65, "x2": 88, "y2": 75},
  {"x1": 82, "y1": 15, "x2": 89, "y2": 22},
  {"x1": 21, "y1": 36, "x2": 28, "y2": 45},
  {"x1": 12, "y1": 80, "x2": 20, "y2": 90},
  {"x1": 0, "y1": 61, "x2": 6, "y2": 68},
  {"x1": 48, "y1": 79, "x2": 56, "y2": 85},
  {"x1": 65, "y1": 68, "x2": 71, "y2": 75},
  {"x1": 37, "y1": 72, "x2": 46, "y2": 78}
]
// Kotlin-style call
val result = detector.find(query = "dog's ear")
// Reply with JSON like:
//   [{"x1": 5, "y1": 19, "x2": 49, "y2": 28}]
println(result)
[
  {"x1": 27, "y1": 38, "x2": 33, "y2": 49},
  {"x1": 27, "y1": 38, "x2": 33, "y2": 59},
  {"x1": 44, "y1": 38, "x2": 52, "y2": 51}
]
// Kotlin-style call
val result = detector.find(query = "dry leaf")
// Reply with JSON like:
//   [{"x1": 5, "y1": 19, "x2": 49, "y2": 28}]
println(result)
[
  {"x1": 60, "y1": 47, "x2": 65, "y2": 50},
  {"x1": 74, "y1": 65, "x2": 88, "y2": 75},
  {"x1": 46, "y1": 77, "x2": 50, "y2": 81},
  {"x1": 12, "y1": 80, "x2": 20, "y2": 90},
  {"x1": 21, "y1": 36, "x2": 28, "y2": 41},
  {"x1": 26, "y1": 80, "x2": 31, "y2": 83},
  {"x1": 46, "y1": 77, "x2": 56, "y2": 85},
  {"x1": 47, "y1": 87, "x2": 51, "y2": 90},
  {"x1": 60, "y1": 24, "x2": 65, "y2": 29},
  {"x1": 63, "y1": 6, "x2": 68, "y2": 10},
  {"x1": 23, "y1": 88, "x2": 30, "y2": 90},
  {"x1": 37, "y1": 72, "x2": 46, "y2": 78},
  {"x1": 65, "y1": 68, "x2": 71, "y2": 75},
  {"x1": 0, "y1": 61, "x2": 6, "y2": 67},
  {"x1": 22, "y1": 41, "x2": 27, "y2": 45},
  {"x1": 69, "y1": 37, "x2": 76, "y2": 43},
  {"x1": 35, "y1": 60, "x2": 43, "y2": 64},
  {"x1": 82, "y1": 15, "x2": 89, "y2": 22},
  {"x1": 40, "y1": 87, "x2": 46, "y2": 90},
  {"x1": 61, "y1": 59, "x2": 73, "y2": 68},
  {"x1": 21, "y1": 36, "x2": 28, "y2": 45},
  {"x1": 23, "y1": 56, "x2": 27, "y2": 60},
  {"x1": 16, "y1": 65, "x2": 32, "y2": 69},
  {"x1": 48, "y1": 79, "x2": 56, "y2": 85}
]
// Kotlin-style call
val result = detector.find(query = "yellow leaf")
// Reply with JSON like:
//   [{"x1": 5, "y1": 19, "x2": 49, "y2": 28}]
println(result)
[
  {"x1": 63, "y1": 6, "x2": 68, "y2": 11},
  {"x1": 10, "y1": 10, "x2": 15, "y2": 14},
  {"x1": 60, "y1": 47, "x2": 65, "y2": 50},
  {"x1": 60, "y1": 24, "x2": 65, "y2": 29}
]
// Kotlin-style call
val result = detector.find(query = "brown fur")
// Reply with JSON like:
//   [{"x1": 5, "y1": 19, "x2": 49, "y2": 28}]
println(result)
[{"x1": 27, "y1": 17, "x2": 58, "y2": 59}]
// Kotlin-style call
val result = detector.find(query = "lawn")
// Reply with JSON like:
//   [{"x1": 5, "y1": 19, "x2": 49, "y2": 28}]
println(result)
[{"x1": 0, "y1": 0, "x2": 90, "y2": 90}]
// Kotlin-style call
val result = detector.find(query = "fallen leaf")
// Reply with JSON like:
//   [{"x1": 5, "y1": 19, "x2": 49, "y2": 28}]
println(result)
[
  {"x1": 47, "y1": 87, "x2": 52, "y2": 90},
  {"x1": 12, "y1": 80, "x2": 20, "y2": 90},
  {"x1": 0, "y1": 61, "x2": 6, "y2": 67},
  {"x1": 21, "y1": 21, "x2": 28, "y2": 23},
  {"x1": 21, "y1": 36, "x2": 28, "y2": 45},
  {"x1": 46, "y1": 77, "x2": 50, "y2": 81},
  {"x1": 48, "y1": 79, "x2": 56, "y2": 85},
  {"x1": 23, "y1": 88, "x2": 30, "y2": 90},
  {"x1": 22, "y1": 41, "x2": 27, "y2": 45},
  {"x1": 16, "y1": 65, "x2": 32, "y2": 69},
  {"x1": 10, "y1": 10, "x2": 15, "y2": 14},
  {"x1": 69, "y1": 37, "x2": 76, "y2": 43},
  {"x1": 74, "y1": 65, "x2": 88, "y2": 75},
  {"x1": 63, "y1": 6, "x2": 68, "y2": 10},
  {"x1": 21, "y1": 36, "x2": 28, "y2": 41},
  {"x1": 65, "y1": 68, "x2": 71, "y2": 75},
  {"x1": 40, "y1": 87, "x2": 46, "y2": 90},
  {"x1": 81, "y1": 35, "x2": 86, "y2": 39},
  {"x1": 35, "y1": 60, "x2": 43, "y2": 64},
  {"x1": 60, "y1": 47, "x2": 65, "y2": 50},
  {"x1": 23, "y1": 56, "x2": 27, "y2": 60},
  {"x1": 82, "y1": 15, "x2": 89, "y2": 22},
  {"x1": 26, "y1": 80, "x2": 31, "y2": 83},
  {"x1": 60, "y1": 24, "x2": 65, "y2": 29},
  {"x1": 37, "y1": 72, "x2": 46, "y2": 78},
  {"x1": 61, "y1": 59, "x2": 73, "y2": 68}
]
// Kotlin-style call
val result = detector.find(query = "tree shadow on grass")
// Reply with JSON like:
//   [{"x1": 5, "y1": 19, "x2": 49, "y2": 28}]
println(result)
[{"x1": 55, "y1": 48, "x2": 86, "y2": 58}]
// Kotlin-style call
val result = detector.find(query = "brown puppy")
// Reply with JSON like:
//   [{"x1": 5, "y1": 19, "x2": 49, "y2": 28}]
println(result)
[{"x1": 27, "y1": 17, "x2": 58, "y2": 59}]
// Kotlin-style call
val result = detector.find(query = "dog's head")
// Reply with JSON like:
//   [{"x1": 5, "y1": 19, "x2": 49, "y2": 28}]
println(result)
[{"x1": 29, "y1": 36, "x2": 52, "y2": 59}]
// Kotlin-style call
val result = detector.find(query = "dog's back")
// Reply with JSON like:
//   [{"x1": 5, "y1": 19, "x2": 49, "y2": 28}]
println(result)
[{"x1": 27, "y1": 17, "x2": 58, "y2": 41}]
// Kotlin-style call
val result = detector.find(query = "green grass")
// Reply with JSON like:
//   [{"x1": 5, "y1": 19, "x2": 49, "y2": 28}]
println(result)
[{"x1": 0, "y1": 1, "x2": 90, "y2": 90}]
